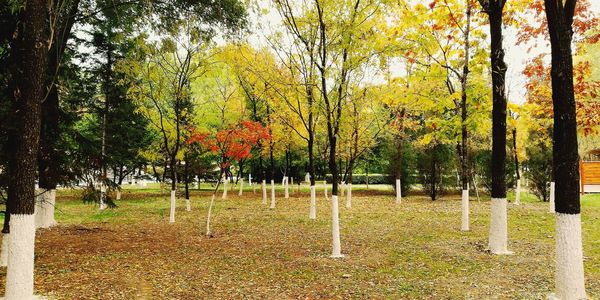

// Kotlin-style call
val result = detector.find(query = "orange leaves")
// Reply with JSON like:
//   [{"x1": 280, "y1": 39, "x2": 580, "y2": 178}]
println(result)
[
  {"x1": 188, "y1": 121, "x2": 272, "y2": 166},
  {"x1": 524, "y1": 55, "x2": 600, "y2": 136}
]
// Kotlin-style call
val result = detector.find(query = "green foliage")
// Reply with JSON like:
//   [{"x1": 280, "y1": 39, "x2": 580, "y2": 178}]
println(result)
[
  {"x1": 471, "y1": 149, "x2": 517, "y2": 194},
  {"x1": 524, "y1": 129, "x2": 553, "y2": 202},
  {"x1": 416, "y1": 143, "x2": 456, "y2": 200}
]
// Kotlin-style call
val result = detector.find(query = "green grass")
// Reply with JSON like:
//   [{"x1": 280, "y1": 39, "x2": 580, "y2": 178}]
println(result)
[{"x1": 0, "y1": 186, "x2": 598, "y2": 299}]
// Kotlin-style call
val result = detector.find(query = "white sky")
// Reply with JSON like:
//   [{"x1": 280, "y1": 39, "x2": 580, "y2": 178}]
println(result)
[{"x1": 245, "y1": 1, "x2": 600, "y2": 105}]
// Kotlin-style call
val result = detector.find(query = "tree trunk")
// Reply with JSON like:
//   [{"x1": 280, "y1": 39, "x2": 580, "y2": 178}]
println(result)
[
  {"x1": 483, "y1": 0, "x2": 510, "y2": 254},
  {"x1": 5, "y1": 0, "x2": 48, "y2": 296},
  {"x1": 543, "y1": 0, "x2": 585, "y2": 297}
]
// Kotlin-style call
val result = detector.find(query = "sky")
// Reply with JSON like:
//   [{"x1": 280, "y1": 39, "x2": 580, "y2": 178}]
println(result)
[{"x1": 246, "y1": 0, "x2": 600, "y2": 105}]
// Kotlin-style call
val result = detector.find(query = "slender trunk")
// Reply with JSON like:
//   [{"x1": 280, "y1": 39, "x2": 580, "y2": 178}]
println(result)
[
  {"x1": 512, "y1": 128, "x2": 520, "y2": 179},
  {"x1": 431, "y1": 144, "x2": 437, "y2": 201},
  {"x1": 460, "y1": 2, "x2": 471, "y2": 192}
]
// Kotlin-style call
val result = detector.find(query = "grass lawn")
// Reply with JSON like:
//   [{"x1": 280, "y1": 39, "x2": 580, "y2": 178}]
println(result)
[{"x1": 0, "y1": 186, "x2": 598, "y2": 299}]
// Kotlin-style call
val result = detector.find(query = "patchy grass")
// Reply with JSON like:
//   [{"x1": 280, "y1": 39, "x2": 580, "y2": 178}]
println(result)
[{"x1": 0, "y1": 186, "x2": 599, "y2": 299}]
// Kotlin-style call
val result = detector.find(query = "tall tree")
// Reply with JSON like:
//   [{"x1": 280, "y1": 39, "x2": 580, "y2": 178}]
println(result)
[
  {"x1": 477, "y1": 0, "x2": 512, "y2": 255},
  {"x1": 544, "y1": 0, "x2": 586, "y2": 298},
  {"x1": 4, "y1": 0, "x2": 49, "y2": 297}
]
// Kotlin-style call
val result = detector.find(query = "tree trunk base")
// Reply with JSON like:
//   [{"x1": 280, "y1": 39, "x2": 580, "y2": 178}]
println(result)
[
  {"x1": 35, "y1": 189, "x2": 57, "y2": 229},
  {"x1": 5, "y1": 214, "x2": 36, "y2": 299},
  {"x1": 553, "y1": 213, "x2": 586, "y2": 300},
  {"x1": 331, "y1": 195, "x2": 342, "y2": 258},
  {"x1": 169, "y1": 190, "x2": 176, "y2": 223},
  {"x1": 488, "y1": 198, "x2": 512, "y2": 255},
  {"x1": 549, "y1": 182, "x2": 556, "y2": 213},
  {"x1": 309, "y1": 185, "x2": 317, "y2": 219},
  {"x1": 461, "y1": 189, "x2": 470, "y2": 231}
]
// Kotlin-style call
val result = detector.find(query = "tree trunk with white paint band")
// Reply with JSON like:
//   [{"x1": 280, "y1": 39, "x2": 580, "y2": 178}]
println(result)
[
  {"x1": 206, "y1": 194, "x2": 216, "y2": 236},
  {"x1": 5, "y1": 214, "x2": 36, "y2": 299},
  {"x1": 330, "y1": 195, "x2": 343, "y2": 258},
  {"x1": 324, "y1": 181, "x2": 328, "y2": 200},
  {"x1": 554, "y1": 213, "x2": 586, "y2": 300},
  {"x1": 35, "y1": 189, "x2": 57, "y2": 229},
  {"x1": 116, "y1": 189, "x2": 121, "y2": 200},
  {"x1": 270, "y1": 180, "x2": 276, "y2": 209},
  {"x1": 549, "y1": 182, "x2": 555, "y2": 213},
  {"x1": 290, "y1": 177, "x2": 294, "y2": 194},
  {"x1": 169, "y1": 190, "x2": 176, "y2": 223},
  {"x1": 461, "y1": 189, "x2": 469, "y2": 231},
  {"x1": 284, "y1": 176, "x2": 289, "y2": 199},
  {"x1": 395, "y1": 179, "x2": 401, "y2": 204},
  {"x1": 99, "y1": 184, "x2": 107, "y2": 210},
  {"x1": 261, "y1": 180, "x2": 267, "y2": 205},
  {"x1": 488, "y1": 198, "x2": 512, "y2": 254},
  {"x1": 309, "y1": 185, "x2": 317, "y2": 219},
  {"x1": 238, "y1": 178, "x2": 244, "y2": 196},
  {"x1": 346, "y1": 183, "x2": 352, "y2": 208},
  {"x1": 185, "y1": 198, "x2": 191, "y2": 212},
  {"x1": 515, "y1": 179, "x2": 521, "y2": 205},
  {"x1": 0, "y1": 234, "x2": 8, "y2": 267},
  {"x1": 222, "y1": 180, "x2": 228, "y2": 199},
  {"x1": 340, "y1": 182, "x2": 345, "y2": 197}
]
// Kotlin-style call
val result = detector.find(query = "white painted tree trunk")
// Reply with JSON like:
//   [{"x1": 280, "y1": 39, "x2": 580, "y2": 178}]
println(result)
[
  {"x1": 206, "y1": 194, "x2": 216, "y2": 236},
  {"x1": 340, "y1": 182, "x2": 345, "y2": 197},
  {"x1": 35, "y1": 189, "x2": 57, "y2": 229},
  {"x1": 395, "y1": 179, "x2": 402, "y2": 204},
  {"x1": 238, "y1": 178, "x2": 244, "y2": 196},
  {"x1": 270, "y1": 180, "x2": 276, "y2": 209},
  {"x1": 169, "y1": 190, "x2": 176, "y2": 223},
  {"x1": 116, "y1": 189, "x2": 121, "y2": 200},
  {"x1": 0, "y1": 234, "x2": 9, "y2": 267},
  {"x1": 222, "y1": 180, "x2": 228, "y2": 199},
  {"x1": 324, "y1": 181, "x2": 329, "y2": 200},
  {"x1": 261, "y1": 180, "x2": 267, "y2": 205},
  {"x1": 488, "y1": 198, "x2": 512, "y2": 254},
  {"x1": 284, "y1": 176, "x2": 289, "y2": 199},
  {"x1": 549, "y1": 182, "x2": 555, "y2": 213},
  {"x1": 5, "y1": 214, "x2": 36, "y2": 299},
  {"x1": 461, "y1": 189, "x2": 469, "y2": 231},
  {"x1": 330, "y1": 195, "x2": 343, "y2": 258},
  {"x1": 290, "y1": 177, "x2": 294, "y2": 195},
  {"x1": 185, "y1": 198, "x2": 191, "y2": 212},
  {"x1": 248, "y1": 174, "x2": 252, "y2": 186},
  {"x1": 553, "y1": 213, "x2": 586, "y2": 300},
  {"x1": 346, "y1": 183, "x2": 352, "y2": 208},
  {"x1": 515, "y1": 179, "x2": 521, "y2": 205},
  {"x1": 309, "y1": 185, "x2": 317, "y2": 219},
  {"x1": 99, "y1": 184, "x2": 107, "y2": 210}
]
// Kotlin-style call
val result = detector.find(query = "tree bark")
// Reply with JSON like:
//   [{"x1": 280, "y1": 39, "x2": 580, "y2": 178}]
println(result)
[{"x1": 5, "y1": 0, "x2": 48, "y2": 297}]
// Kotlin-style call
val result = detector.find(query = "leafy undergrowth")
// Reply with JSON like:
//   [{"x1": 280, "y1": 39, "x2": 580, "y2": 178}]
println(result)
[{"x1": 0, "y1": 188, "x2": 599, "y2": 299}]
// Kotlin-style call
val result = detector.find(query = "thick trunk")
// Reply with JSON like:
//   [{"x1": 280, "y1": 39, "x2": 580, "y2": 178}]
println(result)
[
  {"x1": 5, "y1": 0, "x2": 48, "y2": 297},
  {"x1": 544, "y1": 0, "x2": 585, "y2": 298}
]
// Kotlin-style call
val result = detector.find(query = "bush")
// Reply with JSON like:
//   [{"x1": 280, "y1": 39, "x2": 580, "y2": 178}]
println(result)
[
  {"x1": 416, "y1": 143, "x2": 456, "y2": 200},
  {"x1": 324, "y1": 173, "x2": 393, "y2": 184},
  {"x1": 524, "y1": 134, "x2": 552, "y2": 202},
  {"x1": 471, "y1": 149, "x2": 517, "y2": 195}
]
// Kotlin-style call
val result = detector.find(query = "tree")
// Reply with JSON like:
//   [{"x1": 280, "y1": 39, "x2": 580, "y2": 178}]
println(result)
[
  {"x1": 4, "y1": 0, "x2": 49, "y2": 297},
  {"x1": 477, "y1": 0, "x2": 511, "y2": 255},
  {"x1": 189, "y1": 120, "x2": 270, "y2": 235},
  {"x1": 543, "y1": 0, "x2": 586, "y2": 298}
]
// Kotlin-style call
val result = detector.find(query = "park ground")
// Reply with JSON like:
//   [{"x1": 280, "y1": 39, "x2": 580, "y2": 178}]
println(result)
[{"x1": 0, "y1": 185, "x2": 599, "y2": 299}]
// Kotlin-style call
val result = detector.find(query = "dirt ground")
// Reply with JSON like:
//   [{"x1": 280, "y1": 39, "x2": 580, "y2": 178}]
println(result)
[{"x1": 0, "y1": 188, "x2": 598, "y2": 299}]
